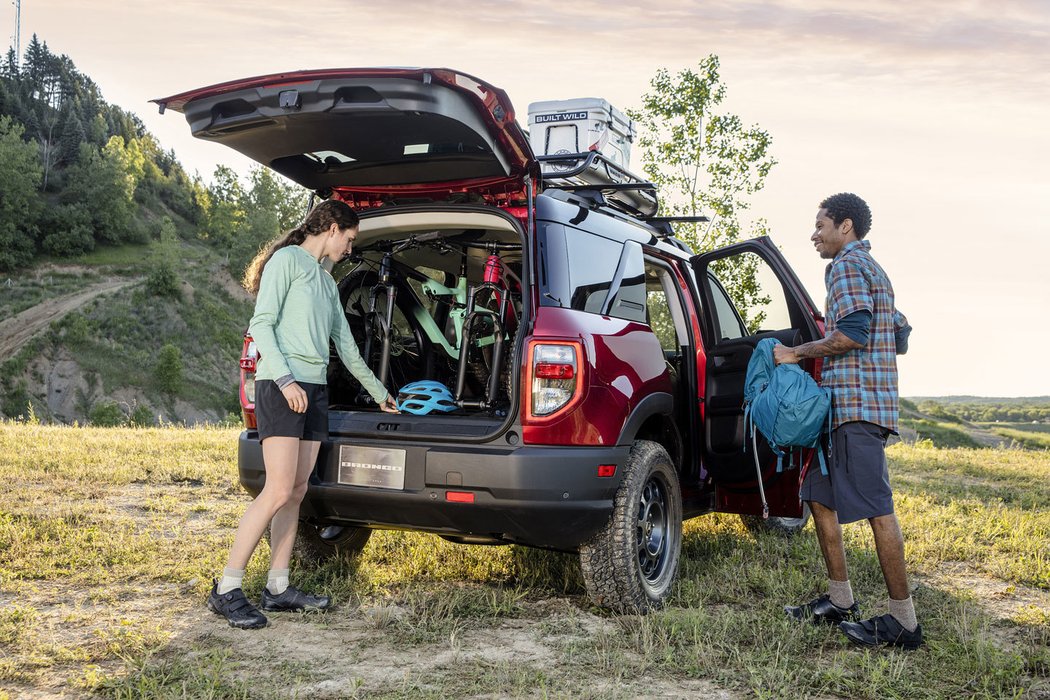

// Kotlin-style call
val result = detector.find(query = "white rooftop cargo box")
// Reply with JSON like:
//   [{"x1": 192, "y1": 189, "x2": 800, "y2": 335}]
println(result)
[{"x1": 527, "y1": 98, "x2": 635, "y2": 171}]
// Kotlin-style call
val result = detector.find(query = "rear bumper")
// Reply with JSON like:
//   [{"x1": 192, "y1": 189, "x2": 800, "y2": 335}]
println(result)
[{"x1": 237, "y1": 431, "x2": 628, "y2": 550}]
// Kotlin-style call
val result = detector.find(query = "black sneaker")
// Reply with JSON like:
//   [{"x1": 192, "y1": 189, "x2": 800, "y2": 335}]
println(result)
[
  {"x1": 840, "y1": 613, "x2": 924, "y2": 650},
  {"x1": 207, "y1": 581, "x2": 268, "y2": 629},
  {"x1": 785, "y1": 594, "x2": 861, "y2": 625},
  {"x1": 259, "y1": 585, "x2": 331, "y2": 612}
]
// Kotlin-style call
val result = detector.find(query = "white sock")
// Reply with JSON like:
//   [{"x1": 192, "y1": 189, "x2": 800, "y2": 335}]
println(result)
[
  {"x1": 217, "y1": 567, "x2": 244, "y2": 595},
  {"x1": 888, "y1": 596, "x2": 918, "y2": 632},
  {"x1": 828, "y1": 579, "x2": 855, "y2": 609},
  {"x1": 267, "y1": 568, "x2": 290, "y2": 595}
]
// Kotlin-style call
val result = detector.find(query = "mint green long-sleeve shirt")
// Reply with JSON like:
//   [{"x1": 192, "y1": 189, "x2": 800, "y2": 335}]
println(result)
[{"x1": 248, "y1": 245, "x2": 389, "y2": 403}]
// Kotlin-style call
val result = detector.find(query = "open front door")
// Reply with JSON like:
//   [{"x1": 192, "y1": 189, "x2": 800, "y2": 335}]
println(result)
[{"x1": 691, "y1": 237, "x2": 823, "y2": 517}]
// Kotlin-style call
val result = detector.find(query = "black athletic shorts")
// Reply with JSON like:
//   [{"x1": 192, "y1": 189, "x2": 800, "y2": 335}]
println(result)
[
  {"x1": 255, "y1": 380, "x2": 329, "y2": 442},
  {"x1": 800, "y1": 420, "x2": 894, "y2": 524}
]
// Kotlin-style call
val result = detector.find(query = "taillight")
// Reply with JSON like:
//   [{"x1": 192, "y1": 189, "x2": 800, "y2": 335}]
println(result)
[
  {"x1": 241, "y1": 340, "x2": 258, "y2": 403},
  {"x1": 528, "y1": 342, "x2": 582, "y2": 418},
  {"x1": 240, "y1": 337, "x2": 258, "y2": 428}
]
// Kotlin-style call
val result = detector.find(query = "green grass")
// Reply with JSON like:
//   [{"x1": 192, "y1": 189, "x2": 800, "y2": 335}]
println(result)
[
  {"x1": 36, "y1": 241, "x2": 154, "y2": 269},
  {"x1": 989, "y1": 427, "x2": 1050, "y2": 450},
  {"x1": 1, "y1": 423, "x2": 1047, "y2": 699},
  {"x1": 900, "y1": 417, "x2": 983, "y2": 449},
  {"x1": 983, "y1": 422, "x2": 1050, "y2": 435},
  {"x1": 0, "y1": 270, "x2": 104, "y2": 319}
]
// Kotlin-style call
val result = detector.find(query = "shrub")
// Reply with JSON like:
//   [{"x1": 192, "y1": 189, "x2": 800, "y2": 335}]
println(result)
[
  {"x1": 155, "y1": 344, "x2": 183, "y2": 395},
  {"x1": 128, "y1": 403, "x2": 155, "y2": 427},
  {"x1": 58, "y1": 313, "x2": 91, "y2": 348},
  {"x1": 39, "y1": 203, "x2": 95, "y2": 257},
  {"x1": 89, "y1": 400, "x2": 125, "y2": 427},
  {"x1": 145, "y1": 217, "x2": 182, "y2": 299},
  {"x1": 0, "y1": 382, "x2": 32, "y2": 419},
  {"x1": 145, "y1": 258, "x2": 181, "y2": 299}
]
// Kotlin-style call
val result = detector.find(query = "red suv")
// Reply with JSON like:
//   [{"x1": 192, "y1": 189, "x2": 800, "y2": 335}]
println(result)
[{"x1": 155, "y1": 68, "x2": 825, "y2": 612}]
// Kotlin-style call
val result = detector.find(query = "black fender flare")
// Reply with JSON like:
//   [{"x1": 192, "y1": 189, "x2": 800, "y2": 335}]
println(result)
[{"x1": 616, "y1": 392, "x2": 674, "y2": 447}]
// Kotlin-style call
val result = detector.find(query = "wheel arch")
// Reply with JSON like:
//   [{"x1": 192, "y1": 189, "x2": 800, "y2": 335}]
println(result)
[{"x1": 616, "y1": 392, "x2": 682, "y2": 470}]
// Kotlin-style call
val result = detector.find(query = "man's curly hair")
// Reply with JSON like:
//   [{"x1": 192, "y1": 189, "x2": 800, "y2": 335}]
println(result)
[{"x1": 819, "y1": 192, "x2": 872, "y2": 238}]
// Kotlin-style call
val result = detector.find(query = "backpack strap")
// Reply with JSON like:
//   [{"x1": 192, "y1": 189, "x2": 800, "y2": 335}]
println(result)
[
  {"x1": 742, "y1": 402, "x2": 752, "y2": 453},
  {"x1": 820, "y1": 402, "x2": 833, "y2": 476},
  {"x1": 750, "y1": 424, "x2": 770, "y2": 520}
]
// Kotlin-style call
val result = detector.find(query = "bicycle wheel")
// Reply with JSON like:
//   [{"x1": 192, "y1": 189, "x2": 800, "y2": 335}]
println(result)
[{"x1": 338, "y1": 270, "x2": 429, "y2": 391}]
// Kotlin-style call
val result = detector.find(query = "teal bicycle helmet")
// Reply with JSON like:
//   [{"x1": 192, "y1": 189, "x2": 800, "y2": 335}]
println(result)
[{"x1": 396, "y1": 380, "x2": 457, "y2": 415}]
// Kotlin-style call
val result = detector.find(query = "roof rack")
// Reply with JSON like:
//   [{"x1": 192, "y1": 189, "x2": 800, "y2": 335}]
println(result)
[{"x1": 537, "y1": 151, "x2": 659, "y2": 219}]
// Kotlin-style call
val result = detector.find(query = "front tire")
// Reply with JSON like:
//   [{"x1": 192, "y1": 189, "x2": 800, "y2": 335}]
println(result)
[
  {"x1": 579, "y1": 440, "x2": 682, "y2": 614},
  {"x1": 291, "y1": 522, "x2": 373, "y2": 566}
]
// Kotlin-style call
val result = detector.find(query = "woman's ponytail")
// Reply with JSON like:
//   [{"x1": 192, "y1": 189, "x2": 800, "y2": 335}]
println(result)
[{"x1": 242, "y1": 199, "x2": 360, "y2": 295}]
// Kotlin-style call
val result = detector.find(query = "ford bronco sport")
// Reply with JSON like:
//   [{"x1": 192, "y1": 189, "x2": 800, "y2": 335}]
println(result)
[{"x1": 154, "y1": 68, "x2": 825, "y2": 613}]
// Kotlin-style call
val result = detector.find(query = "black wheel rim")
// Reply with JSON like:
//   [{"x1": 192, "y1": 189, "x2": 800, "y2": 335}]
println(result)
[{"x1": 636, "y1": 475, "x2": 669, "y2": 585}]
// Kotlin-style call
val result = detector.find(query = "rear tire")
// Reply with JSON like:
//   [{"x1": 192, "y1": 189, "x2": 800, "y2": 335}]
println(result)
[
  {"x1": 579, "y1": 440, "x2": 682, "y2": 614},
  {"x1": 740, "y1": 503, "x2": 811, "y2": 536},
  {"x1": 291, "y1": 522, "x2": 373, "y2": 566}
]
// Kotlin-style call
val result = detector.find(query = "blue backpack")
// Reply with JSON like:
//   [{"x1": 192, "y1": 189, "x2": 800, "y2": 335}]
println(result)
[{"x1": 743, "y1": 338, "x2": 832, "y2": 514}]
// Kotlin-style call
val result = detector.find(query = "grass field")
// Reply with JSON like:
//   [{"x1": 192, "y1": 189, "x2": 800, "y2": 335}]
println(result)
[
  {"x1": 0, "y1": 421, "x2": 1048, "y2": 698},
  {"x1": 979, "y1": 423, "x2": 1050, "y2": 451},
  {"x1": 899, "y1": 417, "x2": 984, "y2": 449}
]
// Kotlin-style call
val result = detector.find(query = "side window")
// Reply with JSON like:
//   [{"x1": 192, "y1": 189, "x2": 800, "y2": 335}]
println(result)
[
  {"x1": 606, "y1": 241, "x2": 646, "y2": 323},
  {"x1": 709, "y1": 252, "x2": 793, "y2": 335},
  {"x1": 536, "y1": 224, "x2": 660, "y2": 327},
  {"x1": 565, "y1": 230, "x2": 622, "y2": 314},
  {"x1": 708, "y1": 271, "x2": 747, "y2": 341},
  {"x1": 646, "y1": 263, "x2": 688, "y2": 352}
]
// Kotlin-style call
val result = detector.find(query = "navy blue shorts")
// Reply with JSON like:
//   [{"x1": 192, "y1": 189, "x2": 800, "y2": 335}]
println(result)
[
  {"x1": 255, "y1": 380, "x2": 329, "y2": 442},
  {"x1": 800, "y1": 420, "x2": 894, "y2": 524}
]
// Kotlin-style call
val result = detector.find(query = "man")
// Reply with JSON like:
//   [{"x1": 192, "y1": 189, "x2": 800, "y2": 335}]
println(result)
[{"x1": 774, "y1": 192, "x2": 921, "y2": 649}]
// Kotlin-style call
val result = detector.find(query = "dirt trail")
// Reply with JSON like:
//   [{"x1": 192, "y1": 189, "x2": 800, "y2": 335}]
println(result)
[{"x1": 0, "y1": 278, "x2": 137, "y2": 360}]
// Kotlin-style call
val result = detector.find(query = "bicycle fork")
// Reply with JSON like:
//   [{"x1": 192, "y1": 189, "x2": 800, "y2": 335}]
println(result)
[
  {"x1": 454, "y1": 282, "x2": 509, "y2": 409},
  {"x1": 364, "y1": 254, "x2": 398, "y2": 392}
]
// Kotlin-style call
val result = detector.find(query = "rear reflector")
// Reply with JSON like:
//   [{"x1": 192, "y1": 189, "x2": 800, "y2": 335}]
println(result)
[
  {"x1": 534, "y1": 362, "x2": 575, "y2": 380},
  {"x1": 597, "y1": 464, "x2": 616, "y2": 477},
  {"x1": 445, "y1": 491, "x2": 475, "y2": 503}
]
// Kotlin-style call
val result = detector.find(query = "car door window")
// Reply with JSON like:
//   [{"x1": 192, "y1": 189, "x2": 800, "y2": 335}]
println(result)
[
  {"x1": 707, "y1": 271, "x2": 747, "y2": 341},
  {"x1": 710, "y1": 252, "x2": 793, "y2": 335}
]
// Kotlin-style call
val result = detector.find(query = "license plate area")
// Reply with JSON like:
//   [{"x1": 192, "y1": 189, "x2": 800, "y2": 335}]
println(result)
[{"x1": 337, "y1": 445, "x2": 407, "y2": 490}]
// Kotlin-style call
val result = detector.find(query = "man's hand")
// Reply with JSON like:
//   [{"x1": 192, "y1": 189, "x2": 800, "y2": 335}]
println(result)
[
  {"x1": 773, "y1": 344, "x2": 800, "y2": 365},
  {"x1": 378, "y1": 395, "x2": 400, "y2": 413},
  {"x1": 281, "y1": 382, "x2": 308, "y2": 413}
]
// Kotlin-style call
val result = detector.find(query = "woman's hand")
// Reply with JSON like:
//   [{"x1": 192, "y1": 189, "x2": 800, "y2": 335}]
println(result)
[
  {"x1": 378, "y1": 395, "x2": 400, "y2": 413},
  {"x1": 281, "y1": 382, "x2": 308, "y2": 413}
]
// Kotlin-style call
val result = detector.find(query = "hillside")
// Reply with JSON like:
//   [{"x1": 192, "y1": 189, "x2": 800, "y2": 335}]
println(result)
[
  {"x1": 0, "y1": 37, "x2": 307, "y2": 425},
  {"x1": 1, "y1": 238, "x2": 255, "y2": 425}
]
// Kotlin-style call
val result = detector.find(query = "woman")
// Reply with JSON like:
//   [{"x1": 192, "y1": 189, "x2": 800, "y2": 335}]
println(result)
[{"x1": 208, "y1": 199, "x2": 398, "y2": 629}]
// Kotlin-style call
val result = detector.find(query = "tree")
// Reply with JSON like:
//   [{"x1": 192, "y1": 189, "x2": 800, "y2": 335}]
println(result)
[
  {"x1": 200, "y1": 165, "x2": 247, "y2": 248},
  {"x1": 145, "y1": 217, "x2": 182, "y2": 299},
  {"x1": 57, "y1": 102, "x2": 86, "y2": 165},
  {"x1": 630, "y1": 56, "x2": 776, "y2": 321},
  {"x1": 155, "y1": 344, "x2": 184, "y2": 395},
  {"x1": 61, "y1": 141, "x2": 135, "y2": 245},
  {"x1": 0, "y1": 116, "x2": 43, "y2": 270},
  {"x1": 631, "y1": 55, "x2": 775, "y2": 249}
]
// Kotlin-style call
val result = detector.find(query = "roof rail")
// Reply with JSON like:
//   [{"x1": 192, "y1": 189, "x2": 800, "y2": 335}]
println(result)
[{"x1": 537, "y1": 151, "x2": 659, "y2": 218}]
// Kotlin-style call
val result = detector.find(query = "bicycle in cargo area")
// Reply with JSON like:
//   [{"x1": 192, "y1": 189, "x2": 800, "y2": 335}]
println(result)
[{"x1": 338, "y1": 231, "x2": 522, "y2": 411}]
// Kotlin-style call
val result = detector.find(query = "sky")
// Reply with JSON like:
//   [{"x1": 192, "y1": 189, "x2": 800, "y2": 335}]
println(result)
[{"x1": 9, "y1": 0, "x2": 1050, "y2": 397}]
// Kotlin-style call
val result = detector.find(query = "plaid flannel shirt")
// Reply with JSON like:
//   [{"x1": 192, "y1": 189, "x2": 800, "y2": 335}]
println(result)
[{"x1": 823, "y1": 240, "x2": 908, "y2": 433}]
